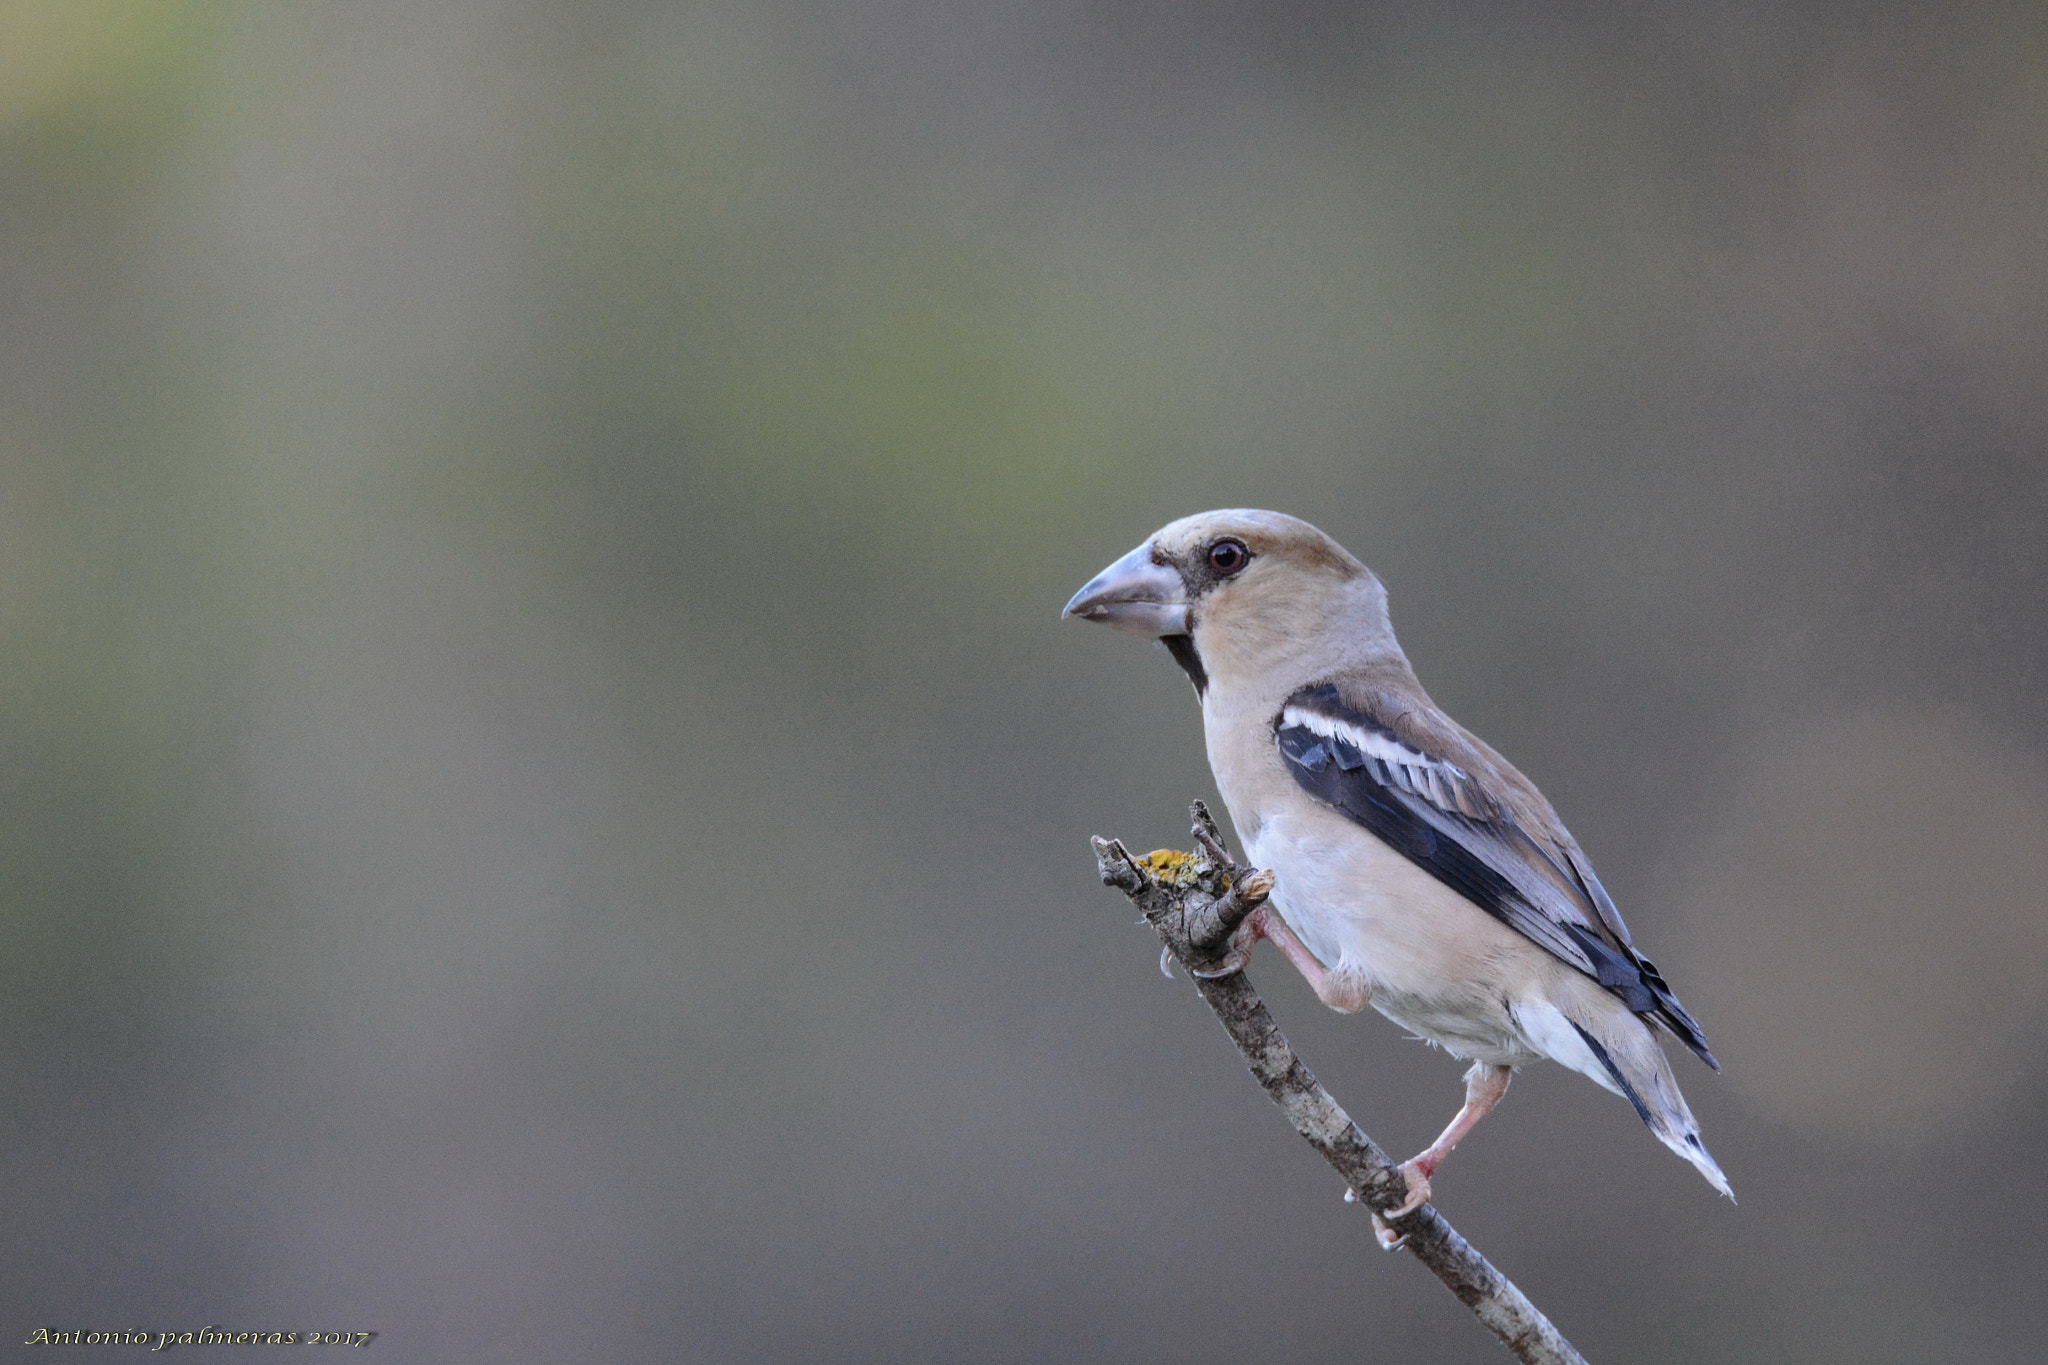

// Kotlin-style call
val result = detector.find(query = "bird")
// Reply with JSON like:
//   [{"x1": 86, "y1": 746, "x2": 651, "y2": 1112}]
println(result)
[{"x1": 1063, "y1": 509, "x2": 1730, "y2": 1241}]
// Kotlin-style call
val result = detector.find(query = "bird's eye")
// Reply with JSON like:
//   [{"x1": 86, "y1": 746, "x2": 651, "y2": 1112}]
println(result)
[{"x1": 1207, "y1": 539, "x2": 1250, "y2": 576}]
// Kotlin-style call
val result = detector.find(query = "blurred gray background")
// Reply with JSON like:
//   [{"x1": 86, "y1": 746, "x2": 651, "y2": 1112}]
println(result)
[{"x1": 5, "y1": 1, "x2": 2046, "y2": 1360}]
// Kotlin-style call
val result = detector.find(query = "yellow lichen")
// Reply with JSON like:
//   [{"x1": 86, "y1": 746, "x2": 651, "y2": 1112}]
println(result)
[{"x1": 1136, "y1": 848, "x2": 1228, "y2": 890}]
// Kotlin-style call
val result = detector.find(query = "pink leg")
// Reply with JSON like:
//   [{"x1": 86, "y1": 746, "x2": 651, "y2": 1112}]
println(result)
[
  {"x1": 1372, "y1": 1062, "x2": 1513, "y2": 1248},
  {"x1": 1242, "y1": 905, "x2": 1372, "y2": 1013}
]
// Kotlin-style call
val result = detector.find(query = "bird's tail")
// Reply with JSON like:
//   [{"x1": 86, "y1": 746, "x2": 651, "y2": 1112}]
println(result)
[
  {"x1": 1570, "y1": 1015, "x2": 1733, "y2": 1199},
  {"x1": 1517, "y1": 997, "x2": 1733, "y2": 1199}
]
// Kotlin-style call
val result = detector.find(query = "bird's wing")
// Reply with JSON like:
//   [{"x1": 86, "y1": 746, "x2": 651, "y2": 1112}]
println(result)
[{"x1": 1274, "y1": 681, "x2": 1716, "y2": 1068}]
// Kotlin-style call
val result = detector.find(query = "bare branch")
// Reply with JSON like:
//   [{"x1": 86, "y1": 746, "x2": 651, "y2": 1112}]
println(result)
[{"x1": 1090, "y1": 805, "x2": 1590, "y2": 1365}]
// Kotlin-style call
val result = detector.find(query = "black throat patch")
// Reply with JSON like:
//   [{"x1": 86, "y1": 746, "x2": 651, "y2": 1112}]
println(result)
[{"x1": 1161, "y1": 634, "x2": 1208, "y2": 697}]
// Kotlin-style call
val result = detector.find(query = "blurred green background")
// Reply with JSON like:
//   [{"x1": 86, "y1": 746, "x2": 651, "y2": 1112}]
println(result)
[{"x1": 5, "y1": 1, "x2": 2046, "y2": 1360}]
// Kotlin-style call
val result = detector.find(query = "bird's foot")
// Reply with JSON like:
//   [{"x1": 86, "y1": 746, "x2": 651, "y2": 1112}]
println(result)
[
  {"x1": 1184, "y1": 902, "x2": 1372, "y2": 1013},
  {"x1": 1187, "y1": 914, "x2": 1257, "y2": 978},
  {"x1": 1386, "y1": 1158, "x2": 1433, "y2": 1218},
  {"x1": 1355, "y1": 1159, "x2": 1432, "y2": 1250},
  {"x1": 1186, "y1": 871, "x2": 1277, "y2": 978}
]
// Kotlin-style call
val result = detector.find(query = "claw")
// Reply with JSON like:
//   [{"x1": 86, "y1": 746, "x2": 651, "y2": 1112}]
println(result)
[
  {"x1": 1188, "y1": 946, "x2": 1249, "y2": 978},
  {"x1": 1189, "y1": 907, "x2": 1260, "y2": 979},
  {"x1": 1159, "y1": 945, "x2": 1176, "y2": 979}
]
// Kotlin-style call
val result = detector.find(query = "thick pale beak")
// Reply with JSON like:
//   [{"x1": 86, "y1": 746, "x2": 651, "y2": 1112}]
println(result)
[{"x1": 1062, "y1": 543, "x2": 1189, "y2": 637}]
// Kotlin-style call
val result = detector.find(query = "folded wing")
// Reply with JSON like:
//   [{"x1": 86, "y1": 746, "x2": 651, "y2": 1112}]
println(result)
[{"x1": 1275, "y1": 682, "x2": 1717, "y2": 1068}]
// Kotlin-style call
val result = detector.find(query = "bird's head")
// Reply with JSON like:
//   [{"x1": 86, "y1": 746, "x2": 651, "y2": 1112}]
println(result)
[{"x1": 1063, "y1": 509, "x2": 1392, "y2": 697}]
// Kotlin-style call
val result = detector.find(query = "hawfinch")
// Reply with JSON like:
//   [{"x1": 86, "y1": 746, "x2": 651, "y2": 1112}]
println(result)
[{"x1": 1065, "y1": 509, "x2": 1729, "y2": 1230}]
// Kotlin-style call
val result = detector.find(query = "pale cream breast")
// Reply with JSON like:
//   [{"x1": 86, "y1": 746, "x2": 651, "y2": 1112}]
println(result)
[{"x1": 1236, "y1": 792, "x2": 1555, "y2": 1065}]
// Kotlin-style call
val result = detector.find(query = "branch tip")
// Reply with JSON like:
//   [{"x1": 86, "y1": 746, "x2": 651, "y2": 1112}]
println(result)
[
  {"x1": 1090, "y1": 835, "x2": 1147, "y2": 893},
  {"x1": 1188, "y1": 800, "x2": 1233, "y2": 869}
]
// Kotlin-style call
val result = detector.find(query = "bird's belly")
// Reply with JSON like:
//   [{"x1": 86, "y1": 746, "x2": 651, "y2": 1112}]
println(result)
[{"x1": 1242, "y1": 803, "x2": 1545, "y2": 1065}]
